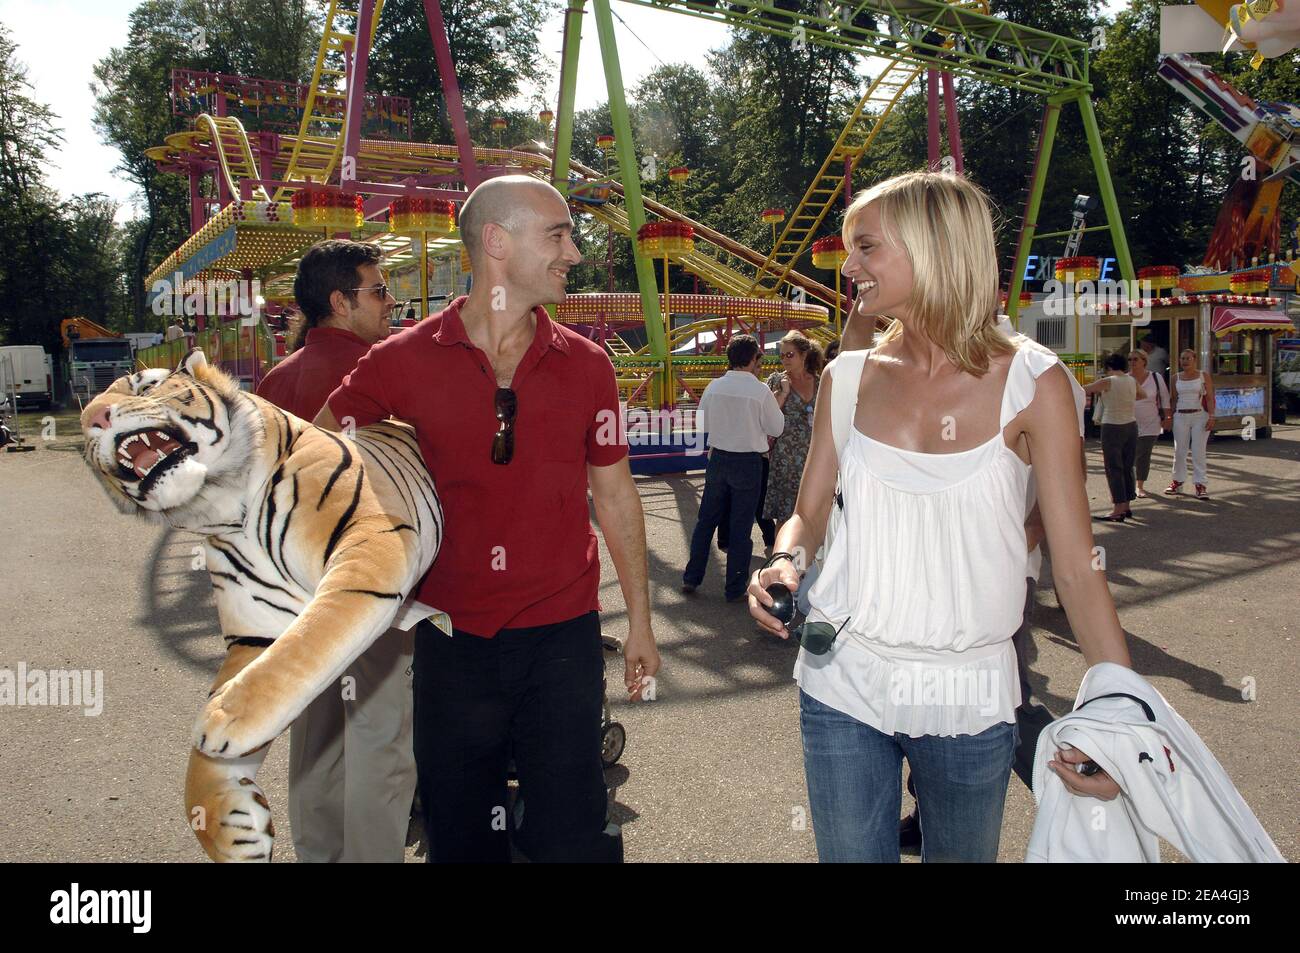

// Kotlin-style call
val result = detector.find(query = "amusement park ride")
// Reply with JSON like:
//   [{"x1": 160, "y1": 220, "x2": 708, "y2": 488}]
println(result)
[{"x1": 135, "y1": 0, "x2": 1300, "y2": 455}]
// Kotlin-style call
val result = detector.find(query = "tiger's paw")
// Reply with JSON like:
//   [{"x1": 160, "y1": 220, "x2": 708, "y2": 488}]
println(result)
[
  {"x1": 193, "y1": 683, "x2": 276, "y2": 758},
  {"x1": 192, "y1": 777, "x2": 275, "y2": 863}
]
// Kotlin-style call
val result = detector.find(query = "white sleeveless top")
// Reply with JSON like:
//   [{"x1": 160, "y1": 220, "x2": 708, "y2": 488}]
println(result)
[
  {"x1": 1175, "y1": 373, "x2": 1205, "y2": 411},
  {"x1": 795, "y1": 343, "x2": 1067, "y2": 738}
]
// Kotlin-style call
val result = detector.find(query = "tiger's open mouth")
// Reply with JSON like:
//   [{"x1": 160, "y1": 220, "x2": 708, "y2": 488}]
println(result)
[{"x1": 113, "y1": 427, "x2": 198, "y2": 489}]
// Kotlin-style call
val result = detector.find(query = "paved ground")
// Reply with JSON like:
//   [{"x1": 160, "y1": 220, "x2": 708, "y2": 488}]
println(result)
[{"x1": 0, "y1": 415, "x2": 1296, "y2": 862}]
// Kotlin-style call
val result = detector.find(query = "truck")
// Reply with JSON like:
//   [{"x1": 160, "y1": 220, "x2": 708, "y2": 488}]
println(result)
[
  {"x1": 0, "y1": 345, "x2": 54, "y2": 410},
  {"x1": 60, "y1": 318, "x2": 136, "y2": 402}
]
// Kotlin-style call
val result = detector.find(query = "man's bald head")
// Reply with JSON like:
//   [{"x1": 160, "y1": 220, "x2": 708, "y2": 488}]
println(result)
[{"x1": 458, "y1": 176, "x2": 565, "y2": 265}]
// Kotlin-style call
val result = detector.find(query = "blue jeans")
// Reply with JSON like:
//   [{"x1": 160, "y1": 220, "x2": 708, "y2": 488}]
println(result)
[
  {"x1": 800, "y1": 689, "x2": 1016, "y2": 863},
  {"x1": 684, "y1": 449, "x2": 763, "y2": 599}
]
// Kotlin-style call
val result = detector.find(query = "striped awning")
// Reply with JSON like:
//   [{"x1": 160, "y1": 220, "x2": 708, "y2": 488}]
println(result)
[{"x1": 1211, "y1": 307, "x2": 1296, "y2": 337}]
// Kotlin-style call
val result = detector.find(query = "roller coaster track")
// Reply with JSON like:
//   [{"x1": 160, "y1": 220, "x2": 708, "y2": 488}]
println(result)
[
  {"x1": 747, "y1": 1, "x2": 990, "y2": 296},
  {"x1": 748, "y1": 60, "x2": 922, "y2": 296},
  {"x1": 195, "y1": 114, "x2": 270, "y2": 202},
  {"x1": 274, "y1": 0, "x2": 386, "y2": 201},
  {"x1": 522, "y1": 145, "x2": 840, "y2": 310}
]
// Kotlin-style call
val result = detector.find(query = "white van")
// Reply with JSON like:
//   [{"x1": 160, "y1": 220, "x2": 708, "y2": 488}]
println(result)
[{"x1": 0, "y1": 345, "x2": 54, "y2": 409}]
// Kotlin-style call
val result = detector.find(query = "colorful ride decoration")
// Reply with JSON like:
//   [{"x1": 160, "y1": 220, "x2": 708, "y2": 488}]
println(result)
[
  {"x1": 762, "y1": 208, "x2": 787, "y2": 255},
  {"x1": 538, "y1": 108, "x2": 554, "y2": 126},
  {"x1": 1229, "y1": 268, "x2": 1271, "y2": 294},
  {"x1": 1178, "y1": 270, "x2": 1232, "y2": 293},
  {"x1": 1055, "y1": 256, "x2": 1101, "y2": 282},
  {"x1": 461, "y1": 245, "x2": 472, "y2": 274},
  {"x1": 1000, "y1": 289, "x2": 1034, "y2": 310},
  {"x1": 291, "y1": 187, "x2": 364, "y2": 230},
  {"x1": 636, "y1": 221, "x2": 695, "y2": 258},
  {"x1": 596, "y1": 134, "x2": 616, "y2": 153},
  {"x1": 637, "y1": 222, "x2": 697, "y2": 406},
  {"x1": 668, "y1": 166, "x2": 690, "y2": 184},
  {"x1": 1137, "y1": 265, "x2": 1180, "y2": 292},
  {"x1": 387, "y1": 196, "x2": 456, "y2": 235},
  {"x1": 490, "y1": 117, "x2": 507, "y2": 132},
  {"x1": 812, "y1": 235, "x2": 849, "y2": 333},
  {"x1": 137, "y1": 316, "x2": 277, "y2": 389},
  {"x1": 228, "y1": 200, "x2": 292, "y2": 224}
]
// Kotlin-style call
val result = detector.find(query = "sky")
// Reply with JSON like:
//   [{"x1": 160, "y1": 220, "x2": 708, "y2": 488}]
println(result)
[{"x1": 2, "y1": 0, "x2": 1132, "y2": 221}]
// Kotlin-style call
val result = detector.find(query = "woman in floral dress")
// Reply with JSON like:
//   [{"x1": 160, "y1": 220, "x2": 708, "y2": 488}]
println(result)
[{"x1": 763, "y1": 330, "x2": 825, "y2": 527}]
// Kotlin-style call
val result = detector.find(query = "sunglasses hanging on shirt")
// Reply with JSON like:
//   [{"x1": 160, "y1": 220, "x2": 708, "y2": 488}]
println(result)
[{"x1": 493, "y1": 387, "x2": 517, "y2": 465}]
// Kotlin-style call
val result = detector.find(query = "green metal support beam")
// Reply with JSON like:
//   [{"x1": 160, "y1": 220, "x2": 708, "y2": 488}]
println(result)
[
  {"x1": 619, "y1": 1, "x2": 1091, "y2": 96},
  {"x1": 551, "y1": 1, "x2": 586, "y2": 193},
  {"x1": 1007, "y1": 97, "x2": 1062, "y2": 328},
  {"x1": 591, "y1": 0, "x2": 668, "y2": 398},
  {"x1": 1075, "y1": 90, "x2": 1135, "y2": 285}
]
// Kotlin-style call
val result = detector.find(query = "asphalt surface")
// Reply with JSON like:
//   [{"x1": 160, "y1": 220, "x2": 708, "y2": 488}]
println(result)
[{"x1": 1, "y1": 417, "x2": 1296, "y2": 862}]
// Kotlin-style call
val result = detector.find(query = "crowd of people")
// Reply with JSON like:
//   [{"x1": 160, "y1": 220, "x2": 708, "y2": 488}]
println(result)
[
  {"x1": 1084, "y1": 342, "x2": 1216, "y2": 520},
  {"x1": 246, "y1": 171, "x2": 1229, "y2": 864}
]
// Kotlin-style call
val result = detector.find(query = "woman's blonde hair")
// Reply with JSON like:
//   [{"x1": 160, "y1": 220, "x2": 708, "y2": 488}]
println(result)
[
  {"x1": 842, "y1": 170, "x2": 1011, "y2": 376},
  {"x1": 780, "y1": 329, "x2": 825, "y2": 376}
]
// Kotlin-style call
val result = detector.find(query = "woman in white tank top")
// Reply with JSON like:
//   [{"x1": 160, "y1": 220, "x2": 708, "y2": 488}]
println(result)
[
  {"x1": 1165, "y1": 349, "x2": 1216, "y2": 498},
  {"x1": 746, "y1": 172, "x2": 1133, "y2": 863}
]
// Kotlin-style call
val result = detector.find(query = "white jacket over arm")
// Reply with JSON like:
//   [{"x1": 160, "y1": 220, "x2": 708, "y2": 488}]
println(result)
[{"x1": 1028, "y1": 663, "x2": 1284, "y2": 863}]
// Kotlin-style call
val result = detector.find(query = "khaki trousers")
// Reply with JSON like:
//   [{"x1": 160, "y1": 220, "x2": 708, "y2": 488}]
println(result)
[{"x1": 287, "y1": 627, "x2": 416, "y2": 862}]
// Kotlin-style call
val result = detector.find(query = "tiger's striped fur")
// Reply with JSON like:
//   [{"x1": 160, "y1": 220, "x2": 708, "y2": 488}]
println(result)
[{"x1": 81, "y1": 350, "x2": 442, "y2": 861}]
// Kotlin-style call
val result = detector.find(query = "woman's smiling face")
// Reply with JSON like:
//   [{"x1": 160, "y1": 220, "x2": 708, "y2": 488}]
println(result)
[{"x1": 842, "y1": 202, "x2": 914, "y2": 321}]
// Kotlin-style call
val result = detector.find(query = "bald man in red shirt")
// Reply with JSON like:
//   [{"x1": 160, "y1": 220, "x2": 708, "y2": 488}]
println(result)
[
  {"x1": 316, "y1": 177, "x2": 660, "y2": 862},
  {"x1": 256, "y1": 240, "x2": 416, "y2": 863}
]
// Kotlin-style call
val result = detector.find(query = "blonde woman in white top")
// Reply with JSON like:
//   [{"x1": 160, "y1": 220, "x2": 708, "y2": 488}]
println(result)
[
  {"x1": 1083, "y1": 352, "x2": 1139, "y2": 522},
  {"x1": 1164, "y1": 348, "x2": 1216, "y2": 499},
  {"x1": 746, "y1": 171, "x2": 1132, "y2": 863}
]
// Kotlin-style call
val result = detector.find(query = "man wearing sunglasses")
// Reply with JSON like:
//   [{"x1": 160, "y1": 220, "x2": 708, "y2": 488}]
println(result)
[
  {"x1": 256, "y1": 239, "x2": 410, "y2": 864},
  {"x1": 315, "y1": 176, "x2": 660, "y2": 863}
]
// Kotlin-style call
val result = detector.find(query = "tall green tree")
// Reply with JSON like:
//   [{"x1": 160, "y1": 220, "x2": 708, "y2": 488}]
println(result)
[{"x1": 368, "y1": 0, "x2": 557, "y2": 144}]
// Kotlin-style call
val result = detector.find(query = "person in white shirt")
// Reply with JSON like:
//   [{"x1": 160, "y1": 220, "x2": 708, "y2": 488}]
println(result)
[
  {"x1": 1139, "y1": 335, "x2": 1168, "y2": 379},
  {"x1": 747, "y1": 171, "x2": 1132, "y2": 863},
  {"x1": 684, "y1": 334, "x2": 785, "y2": 602},
  {"x1": 164, "y1": 318, "x2": 186, "y2": 342}
]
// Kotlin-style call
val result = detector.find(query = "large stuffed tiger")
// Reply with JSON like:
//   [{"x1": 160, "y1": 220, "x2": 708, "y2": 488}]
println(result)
[{"x1": 80, "y1": 350, "x2": 442, "y2": 862}]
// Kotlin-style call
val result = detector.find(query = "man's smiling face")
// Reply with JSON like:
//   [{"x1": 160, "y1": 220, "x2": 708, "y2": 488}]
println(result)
[{"x1": 504, "y1": 189, "x2": 583, "y2": 308}]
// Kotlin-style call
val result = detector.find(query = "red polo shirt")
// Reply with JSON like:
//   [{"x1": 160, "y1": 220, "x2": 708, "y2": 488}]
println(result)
[
  {"x1": 255, "y1": 326, "x2": 372, "y2": 422},
  {"x1": 326, "y1": 296, "x2": 628, "y2": 637}
]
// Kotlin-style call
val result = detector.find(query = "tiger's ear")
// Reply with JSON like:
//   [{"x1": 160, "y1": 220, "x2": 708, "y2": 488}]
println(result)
[{"x1": 178, "y1": 348, "x2": 209, "y2": 376}]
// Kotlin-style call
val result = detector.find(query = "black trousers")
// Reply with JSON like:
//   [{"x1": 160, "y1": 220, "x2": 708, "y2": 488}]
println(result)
[
  {"x1": 412, "y1": 611, "x2": 620, "y2": 863},
  {"x1": 717, "y1": 455, "x2": 776, "y2": 550},
  {"x1": 684, "y1": 449, "x2": 763, "y2": 599},
  {"x1": 1100, "y1": 422, "x2": 1138, "y2": 505}
]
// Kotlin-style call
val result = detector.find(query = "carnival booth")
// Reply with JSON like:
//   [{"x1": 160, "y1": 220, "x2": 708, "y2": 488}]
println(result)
[{"x1": 1095, "y1": 276, "x2": 1293, "y2": 437}]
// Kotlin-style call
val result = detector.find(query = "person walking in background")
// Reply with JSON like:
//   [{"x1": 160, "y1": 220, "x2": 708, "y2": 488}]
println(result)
[
  {"x1": 1166, "y1": 348, "x2": 1216, "y2": 500},
  {"x1": 255, "y1": 239, "x2": 412, "y2": 863},
  {"x1": 1128, "y1": 348, "x2": 1169, "y2": 499},
  {"x1": 763, "y1": 330, "x2": 824, "y2": 531},
  {"x1": 1084, "y1": 352, "x2": 1139, "y2": 522},
  {"x1": 684, "y1": 334, "x2": 784, "y2": 602},
  {"x1": 1139, "y1": 334, "x2": 1169, "y2": 379}
]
